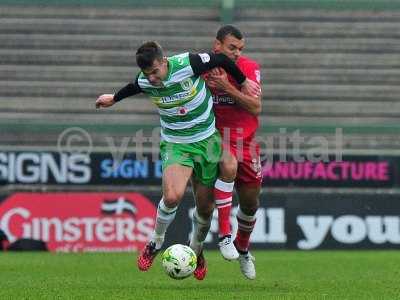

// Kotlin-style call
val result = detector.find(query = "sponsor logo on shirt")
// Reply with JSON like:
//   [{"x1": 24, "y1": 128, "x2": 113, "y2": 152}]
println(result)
[
  {"x1": 213, "y1": 95, "x2": 235, "y2": 105},
  {"x1": 154, "y1": 90, "x2": 194, "y2": 104}
]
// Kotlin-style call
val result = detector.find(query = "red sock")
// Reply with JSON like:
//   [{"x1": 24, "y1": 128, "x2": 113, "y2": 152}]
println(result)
[
  {"x1": 214, "y1": 179, "x2": 234, "y2": 237},
  {"x1": 235, "y1": 208, "x2": 257, "y2": 252}
]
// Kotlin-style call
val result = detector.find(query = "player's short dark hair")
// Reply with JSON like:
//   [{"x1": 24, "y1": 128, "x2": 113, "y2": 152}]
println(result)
[
  {"x1": 216, "y1": 25, "x2": 243, "y2": 42},
  {"x1": 136, "y1": 41, "x2": 164, "y2": 70}
]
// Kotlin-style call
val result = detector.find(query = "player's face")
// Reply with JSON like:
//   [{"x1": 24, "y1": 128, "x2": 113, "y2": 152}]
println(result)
[
  {"x1": 214, "y1": 34, "x2": 245, "y2": 62},
  {"x1": 142, "y1": 57, "x2": 168, "y2": 86}
]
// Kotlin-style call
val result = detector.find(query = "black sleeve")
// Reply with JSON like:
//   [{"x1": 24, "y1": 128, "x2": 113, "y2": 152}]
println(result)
[
  {"x1": 113, "y1": 75, "x2": 143, "y2": 102},
  {"x1": 189, "y1": 53, "x2": 246, "y2": 85}
]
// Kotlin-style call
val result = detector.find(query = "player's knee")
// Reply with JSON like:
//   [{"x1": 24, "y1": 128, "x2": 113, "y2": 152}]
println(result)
[
  {"x1": 241, "y1": 206, "x2": 258, "y2": 216},
  {"x1": 219, "y1": 156, "x2": 238, "y2": 182},
  {"x1": 163, "y1": 191, "x2": 183, "y2": 207},
  {"x1": 239, "y1": 199, "x2": 259, "y2": 216}
]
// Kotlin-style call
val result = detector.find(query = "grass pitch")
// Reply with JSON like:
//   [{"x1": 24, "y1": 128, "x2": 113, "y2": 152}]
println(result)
[{"x1": 1, "y1": 250, "x2": 399, "y2": 300}]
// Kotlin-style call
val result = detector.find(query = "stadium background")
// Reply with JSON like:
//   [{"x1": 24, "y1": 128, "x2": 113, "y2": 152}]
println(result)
[{"x1": 0, "y1": 0, "x2": 400, "y2": 253}]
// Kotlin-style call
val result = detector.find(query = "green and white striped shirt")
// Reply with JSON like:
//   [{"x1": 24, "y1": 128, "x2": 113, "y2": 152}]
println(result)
[
  {"x1": 137, "y1": 52, "x2": 214, "y2": 144},
  {"x1": 114, "y1": 51, "x2": 246, "y2": 144}
]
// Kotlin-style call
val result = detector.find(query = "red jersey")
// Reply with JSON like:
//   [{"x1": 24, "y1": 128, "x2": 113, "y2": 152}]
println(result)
[{"x1": 207, "y1": 55, "x2": 261, "y2": 143}]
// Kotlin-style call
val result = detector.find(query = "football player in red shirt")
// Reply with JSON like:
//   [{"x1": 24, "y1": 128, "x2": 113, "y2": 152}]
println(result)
[{"x1": 206, "y1": 25, "x2": 262, "y2": 280}]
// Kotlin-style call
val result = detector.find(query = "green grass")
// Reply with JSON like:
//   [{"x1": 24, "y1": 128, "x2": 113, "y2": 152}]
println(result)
[{"x1": 1, "y1": 251, "x2": 400, "y2": 300}]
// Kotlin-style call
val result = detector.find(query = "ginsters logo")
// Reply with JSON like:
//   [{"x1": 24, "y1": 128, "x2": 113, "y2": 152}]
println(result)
[
  {"x1": 101, "y1": 197, "x2": 137, "y2": 215},
  {"x1": 0, "y1": 193, "x2": 156, "y2": 252}
]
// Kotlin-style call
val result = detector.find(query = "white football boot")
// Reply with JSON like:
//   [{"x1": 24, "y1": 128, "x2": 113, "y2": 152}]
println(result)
[
  {"x1": 218, "y1": 235, "x2": 239, "y2": 260},
  {"x1": 238, "y1": 251, "x2": 256, "y2": 280}
]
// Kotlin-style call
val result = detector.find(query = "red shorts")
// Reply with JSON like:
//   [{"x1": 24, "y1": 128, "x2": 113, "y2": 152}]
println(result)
[{"x1": 224, "y1": 140, "x2": 262, "y2": 187}]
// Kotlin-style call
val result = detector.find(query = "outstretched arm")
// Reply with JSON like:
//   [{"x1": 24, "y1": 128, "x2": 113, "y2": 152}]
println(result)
[
  {"x1": 95, "y1": 76, "x2": 142, "y2": 109},
  {"x1": 189, "y1": 53, "x2": 260, "y2": 96}
]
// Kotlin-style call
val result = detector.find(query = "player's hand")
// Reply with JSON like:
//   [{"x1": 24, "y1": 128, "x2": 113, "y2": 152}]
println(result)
[
  {"x1": 204, "y1": 68, "x2": 224, "y2": 90},
  {"x1": 208, "y1": 69, "x2": 230, "y2": 91},
  {"x1": 95, "y1": 94, "x2": 115, "y2": 109},
  {"x1": 209, "y1": 67, "x2": 224, "y2": 77},
  {"x1": 242, "y1": 79, "x2": 261, "y2": 97},
  {"x1": 205, "y1": 79, "x2": 218, "y2": 90}
]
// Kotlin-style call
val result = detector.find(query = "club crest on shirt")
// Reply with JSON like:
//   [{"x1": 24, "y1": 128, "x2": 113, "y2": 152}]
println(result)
[
  {"x1": 255, "y1": 70, "x2": 261, "y2": 83},
  {"x1": 251, "y1": 157, "x2": 262, "y2": 178},
  {"x1": 180, "y1": 78, "x2": 193, "y2": 91}
]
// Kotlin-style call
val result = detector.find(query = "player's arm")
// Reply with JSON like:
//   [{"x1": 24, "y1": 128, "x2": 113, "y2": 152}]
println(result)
[
  {"x1": 189, "y1": 53, "x2": 259, "y2": 96},
  {"x1": 95, "y1": 75, "x2": 142, "y2": 109},
  {"x1": 207, "y1": 67, "x2": 262, "y2": 116}
]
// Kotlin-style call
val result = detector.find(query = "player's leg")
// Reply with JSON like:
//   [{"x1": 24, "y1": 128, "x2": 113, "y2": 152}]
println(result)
[
  {"x1": 138, "y1": 163, "x2": 192, "y2": 271},
  {"x1": 235, "y1": 183, "x2": 260, "y2": 251},
  {"x1": 235, "y1": 184, "x2": 260, "y2": 280},
  {"x1": 215, "y1": 148, "x2": 239, "y2": 260},
  {"x1": 190, "y1": 178, "x2": 214, "y2": 280},
  {"x1": 190, "y1": 178, "x2": 214, "y2": 255},
  {"x1": 188, "y1": 131, "x2": 222, "y2": 278},
  {"x1": 235, "y1": 184, "x2": 260, "y2": 253},
  {"x1": 138, "y1": 141, "x2": 194, "y2": 271},
  {"x1": 154, "y1": 163, "x2": 193, "y2": 248},
  {"x1": 234, "y1": 147, "x2": 262, "y2": 279}
]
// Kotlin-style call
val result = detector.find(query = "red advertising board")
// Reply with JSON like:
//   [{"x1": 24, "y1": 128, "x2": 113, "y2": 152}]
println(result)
[{"x1": 0, "y1": 193, "x2": 156, "y2": 252}]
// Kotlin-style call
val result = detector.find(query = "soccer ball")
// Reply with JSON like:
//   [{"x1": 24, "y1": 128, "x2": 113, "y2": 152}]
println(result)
[{"x1": 161, "y1": 244, "x2": 197, "y2": 280}]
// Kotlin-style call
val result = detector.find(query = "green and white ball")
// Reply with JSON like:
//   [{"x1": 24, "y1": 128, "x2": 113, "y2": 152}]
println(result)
[{"x1": 161, "y1": 244, "x2": 197, "y2": 280}]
